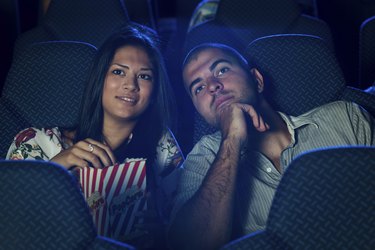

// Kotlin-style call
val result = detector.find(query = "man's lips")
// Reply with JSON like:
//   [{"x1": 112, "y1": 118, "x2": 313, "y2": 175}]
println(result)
[{"x1": 214, "y1": 95, "x2": 234, "y2": 110}]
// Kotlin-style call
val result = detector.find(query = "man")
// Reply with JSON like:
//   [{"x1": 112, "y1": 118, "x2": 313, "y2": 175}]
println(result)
[{"x1": 167, "y1": 43, "x2": 375, "y2": 249}]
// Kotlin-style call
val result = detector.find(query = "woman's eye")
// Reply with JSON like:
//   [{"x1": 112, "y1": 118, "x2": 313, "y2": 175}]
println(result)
[
  {"x1": 112, "y1": 69, "x2": 124, "y2": 75},
  {"x1": 138, "y1": 74, "x2": 153, "y2": 81},
  {"x1": 194, "y1": 85, "x2": 205, "y2": 95}
]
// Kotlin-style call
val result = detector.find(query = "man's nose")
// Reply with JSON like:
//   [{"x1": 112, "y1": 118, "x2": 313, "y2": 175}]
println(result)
[{"x1": 207, "y1": 78, "x2": 223, "y2": 95}]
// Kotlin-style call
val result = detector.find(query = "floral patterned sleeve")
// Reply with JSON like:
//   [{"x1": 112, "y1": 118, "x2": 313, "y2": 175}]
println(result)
[
  {"x1": 154, "y1": 128, "x2": 185, "y2": 222},
  {"x1": 6, "y1": 127, "x2": 64, "y2": 161}
]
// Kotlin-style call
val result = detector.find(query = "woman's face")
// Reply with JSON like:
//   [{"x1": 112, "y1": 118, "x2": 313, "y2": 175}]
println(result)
[{"x1": 102, "y1": 45, "x2": 155, "y2": 125}]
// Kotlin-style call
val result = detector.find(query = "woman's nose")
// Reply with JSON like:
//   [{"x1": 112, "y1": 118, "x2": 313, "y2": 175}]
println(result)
[{"x1": 123, "y1": 75, "x2": 139, "y2": 91}]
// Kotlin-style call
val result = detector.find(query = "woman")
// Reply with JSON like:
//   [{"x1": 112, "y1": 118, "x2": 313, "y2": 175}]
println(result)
[{"x1": 6, "y1": 22, "x2": 184, "y2": 249}]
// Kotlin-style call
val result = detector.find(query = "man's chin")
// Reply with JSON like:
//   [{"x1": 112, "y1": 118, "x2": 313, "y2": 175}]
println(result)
[{"x1": 203, "y1": 117, "x2": 218, "y2": 129}]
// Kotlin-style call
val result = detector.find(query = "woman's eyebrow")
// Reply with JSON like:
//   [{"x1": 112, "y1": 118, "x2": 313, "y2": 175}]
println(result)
[
  {"x1": 112, "y1": 63, "x2": 129, "y2": 69},
  {"x1": 112, "y1": 63, "x2": 153, "y2": 72}
]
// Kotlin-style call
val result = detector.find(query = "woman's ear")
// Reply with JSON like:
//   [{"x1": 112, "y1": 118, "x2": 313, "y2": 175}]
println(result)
[{"x1": 250, "y1": 68, "x2": 265, "y2": 93}]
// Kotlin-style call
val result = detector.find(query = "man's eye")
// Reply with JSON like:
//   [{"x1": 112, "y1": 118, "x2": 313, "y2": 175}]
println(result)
[
  {"x1": 112, "y1": 69, "x2": 124, "y2": 75},
  {"x1": 194, "y1": 85, "x2": 205, "y2": 95},
  {"x1": 138, "y1": 74, "x2": 153, "y2": 81},
  {"x1": 217, "y1": 67, "x2": 229, "y2": 76}
]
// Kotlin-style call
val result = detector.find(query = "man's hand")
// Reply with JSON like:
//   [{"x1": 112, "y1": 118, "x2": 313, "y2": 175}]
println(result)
[
  {"x1": 236, "y1": 103, "x2": 269, "y2": 132},
  {"x1": 50, "y1": 138, "x2": 116, "y2": 170},
  {"x1": 216, "y1": 103, "x2": 269, "y2": 148}
]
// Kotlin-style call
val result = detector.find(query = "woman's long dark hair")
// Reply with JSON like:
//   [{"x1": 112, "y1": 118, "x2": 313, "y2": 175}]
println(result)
[{"x1": 74, "y1": 22, "x2": 176, "y2": 164}]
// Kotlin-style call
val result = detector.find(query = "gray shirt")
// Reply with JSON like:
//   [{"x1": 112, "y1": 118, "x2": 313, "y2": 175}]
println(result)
[{"x1": 171, "y1": 101, "x2": 374, "y2": 236}]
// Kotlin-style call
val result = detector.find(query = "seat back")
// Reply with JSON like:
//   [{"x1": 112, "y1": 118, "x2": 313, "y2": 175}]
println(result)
[
  {"x1": 12, "y1": 0, "x2": 129, "y2": 57},
  {"x1": 245, "y1": 34, "x2": 375, "y2": 117},
  {"x1": 0, "y1": 41, "x2": 97, "y2": 159},
  {"x1": 245, "y1": 34, "x2": 346, "y2": 116},
  {"x1": 215, "y1": 0, "x2": 334, "y2": 51},
  {"x1": 0, "y1": 160, "x2": 97, "y2": 249},
  {"x1": 267, "y1": 146, "x2": 375, "y2": 249},
  {"x1": 0, "y1": 160, "x2": 135, "y2": 249},
  {"x1": 223, "y1": 146, "x2": 375, "y2": 249},
  {"x1": 316, "y1": 0, "x2": 375, "y2": 86},
  {"x1": 215, "y1": 0, "x2": 301, "y2": 32},
  {"x1": 124, "y1": 0, "x2": 158, "y2": 29},
  {"x1": 359, "y1": 15, "x2": 375, "y2": 88}
]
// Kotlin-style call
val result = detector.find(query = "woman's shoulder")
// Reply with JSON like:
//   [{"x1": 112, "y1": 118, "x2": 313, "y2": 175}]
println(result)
[
  {"x1": 7, "y1": 127, "x2": 63, "y2": 160},
  {"x1": 155, "y1": 128, "x2": 184, "y2": 173},
  {"x1": 12, "y1": 127, "x2": 61, "y2": 145},
  {"x1": 157, "y1": 129, "x2": 181, "y2": 154},
  {"x1": 159, "y1": 128, "x2": 178, "y2": 143}
]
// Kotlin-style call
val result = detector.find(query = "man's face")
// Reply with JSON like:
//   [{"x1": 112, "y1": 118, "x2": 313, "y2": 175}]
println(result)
[{"x1": 183, "y1": 47, "x2": 260, "y2": 127}]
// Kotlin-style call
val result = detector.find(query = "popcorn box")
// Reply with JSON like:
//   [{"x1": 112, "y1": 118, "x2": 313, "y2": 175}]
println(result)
[{"x1": 78, "y1": 159, "x2": 148, "y2": 240}]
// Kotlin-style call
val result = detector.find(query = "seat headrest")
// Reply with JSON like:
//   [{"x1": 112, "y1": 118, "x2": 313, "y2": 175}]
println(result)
[
  {"x1": 215, "y1": 0, "x2": 301, "y2": 32},
  {"x1": 43, "y1": 0, "x2": 129, "y2": 47},
  {"x1": 245, "y1": 34, "x2": 346, "y2": 115},
  {"x1": 2, "y1": 41, "x2": 97, "y2": 128},
  {"x1": 183, "y1": 20, "x2": 246, "y2": 64}
]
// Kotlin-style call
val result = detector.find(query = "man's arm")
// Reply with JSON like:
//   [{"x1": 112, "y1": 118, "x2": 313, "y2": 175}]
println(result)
[
  {"x1": 168, "y1": 104, "x2": 268, "y2": 249},
  {"x1": 168, "y1": 134, "x2": 242, "y2": 250}
]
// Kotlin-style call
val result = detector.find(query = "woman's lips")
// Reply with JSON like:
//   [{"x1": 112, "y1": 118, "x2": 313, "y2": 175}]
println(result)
[{"x1": 116, "y1": 96, "x2": 136, "y2": 103}]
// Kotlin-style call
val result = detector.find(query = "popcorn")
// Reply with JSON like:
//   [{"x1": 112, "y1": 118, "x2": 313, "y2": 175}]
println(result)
[{"x1": 78, "y1": 159, "x2": 147, "y2": 239}]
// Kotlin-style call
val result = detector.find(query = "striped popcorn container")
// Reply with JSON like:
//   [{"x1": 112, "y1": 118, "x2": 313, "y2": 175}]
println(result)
[{"x1": 78, "y1": 158, "x2": 148, "y2": 240}]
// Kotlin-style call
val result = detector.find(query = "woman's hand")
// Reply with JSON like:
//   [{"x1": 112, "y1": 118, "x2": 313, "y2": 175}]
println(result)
[{"x1": 50, "y1": 138, "x2": 116, "y2": 170}]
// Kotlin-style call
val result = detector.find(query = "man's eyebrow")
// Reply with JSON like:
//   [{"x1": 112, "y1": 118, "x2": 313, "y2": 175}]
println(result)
[
  {"x1": 189, "y1": 77, "x2": 202, "y2": 95},
  {"x1": 209, "y1": 59, "x2": 232, "y2": 71}
]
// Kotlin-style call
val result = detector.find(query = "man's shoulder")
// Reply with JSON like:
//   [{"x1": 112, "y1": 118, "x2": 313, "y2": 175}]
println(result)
[
  {"x1": 189, "y1": 131, "x2": 222, "y2": 156},
  {"x1": 197, "y1": 130, "x2": 222, "y2": 146},
  {"x1": 304, "y1": 100, "x2": 360, "y2": 117}
]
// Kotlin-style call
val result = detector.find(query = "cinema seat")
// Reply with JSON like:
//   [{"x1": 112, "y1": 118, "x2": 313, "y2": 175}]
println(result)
[
  {"x1": 0, "y1": 160, "x2": 135, "y2": 249},
  {"x1": 223, "y1": 146, "x2": 375, "y2": 250}
]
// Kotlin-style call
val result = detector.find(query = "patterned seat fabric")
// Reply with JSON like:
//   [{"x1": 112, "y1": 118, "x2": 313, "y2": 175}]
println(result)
[
  {"x1": 245, "y1": 34, "x2": 345, "y2": 116},
  {"x1": 223, "y1": 146, "x2": 375, "y2": 249},
  {"x1": 185, "y1": 0, "x2": 334, "y2": 56},
  {"x1": 0, "y1": 41, "x2": 97, "y2": 159},
  {"x1": 13, "y1": 0, "x2": 129, "y2": 58},
  {"x1": 0, "y1": 160, "x2": 134, "y2": 249},
  {"x1": 268, "y1": 146, "x2": 375, "y2": 249},
  {"x1": 244, "y1": 34, "x2": 375, "y2": 117}
]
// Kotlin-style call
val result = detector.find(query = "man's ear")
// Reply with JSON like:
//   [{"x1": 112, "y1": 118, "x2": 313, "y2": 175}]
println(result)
[{"x1": 250, "y1": 68, "x2": 265, "y2": 93}]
